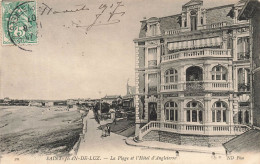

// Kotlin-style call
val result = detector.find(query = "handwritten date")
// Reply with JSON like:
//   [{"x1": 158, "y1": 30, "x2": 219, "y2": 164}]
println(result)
[{"x1": 39, "y1": 2, "x2": 126, "y2": 35}]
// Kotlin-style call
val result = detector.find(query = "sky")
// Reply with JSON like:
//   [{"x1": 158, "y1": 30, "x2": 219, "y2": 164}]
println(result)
[{"x1": 0, "y1": 0, "x2": 239, "y2": 100}]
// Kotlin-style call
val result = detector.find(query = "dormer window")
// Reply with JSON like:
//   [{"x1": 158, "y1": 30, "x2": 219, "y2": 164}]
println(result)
[
  {"x1": 190, "y1": 10, "x2": 197, "y2": 31},
  {"x1": 150, "y1": 24, "x2": 157, "y2": 36},
  {"x1": 146, "y1": 17, "x2": 160, "y2": 37}
]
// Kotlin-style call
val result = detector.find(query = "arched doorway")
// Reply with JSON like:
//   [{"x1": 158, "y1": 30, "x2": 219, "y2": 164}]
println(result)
[
  {"x1": 186, "y1": 66, "x2": 203, "y2": 81},
  {"x1": 148, "y1": 102, "x2": 157, "y2": 121}
]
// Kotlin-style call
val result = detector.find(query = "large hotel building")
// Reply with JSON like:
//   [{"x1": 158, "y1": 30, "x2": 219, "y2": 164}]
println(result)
[{"x1": 134, "y1": 0, "x2": 252, "y2": 146}]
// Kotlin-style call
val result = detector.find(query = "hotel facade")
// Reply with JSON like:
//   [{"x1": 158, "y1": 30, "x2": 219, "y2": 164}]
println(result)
[{"x1": 134, "y1": 0, "x2": 252, "y2": 146}]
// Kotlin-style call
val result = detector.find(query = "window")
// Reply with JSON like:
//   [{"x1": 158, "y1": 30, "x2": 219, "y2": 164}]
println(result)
[
  {"x1": 150, "y1": 24, "x2": 157, "y2": 36},
  {"x1": 148, "y1": 73, "x2": 157, "y2": 94},
  {"x1": 165, "y1": 101, "x2": 178, "y2": 121},
  {"x1": 212, "y1": 65, "x2": 227, "y2": 80},
  {"x1": 212, "y1": 110, "x2": 215, "y2": 122},
  {"x1": 223, "y1": 110, "x2": 226, "y2": 122},
  {"x1": 238, "y1": 111, "x2": 242, "y2": 124},
  {"x1": 238, "y1": 68, "x2": 250, "y2": 92},
  {"x1": 199, "y1": 110, "x2": 203, "y2": 122},
  {"x1": 186, "y1": 66, "x2": 203, "y2": 81},
  {"x1": 187, "y1": 101, "x2": 203, "y2": 108},
  {"x1": 238, "y1": 102, "x2": 250, "y2": 125},
  {"x1": 212, "y1": 101, "x2": 227, "y2": 123},
  {"x1": 148, "y1": 48, "x2": 157, "y2": 67},
  {"x1": 217, "y1": 110, "x2": 221, "y2": 122},
  {"x1": 187, "y1": 110, "x2": 190, "y2": 122},
  {"x1": 165, "y1": 69, "x2": 178, "y2": 83},
  {"x1": 192, "y1": 110, "x2": 197, "y2": 122},
  {"x1": 186, "y1": 101, "x2": 203, "y2": 122},
  {"x1": 245, "y1": 110, "x2": 249, "y2": 124},
  {"x1": 190, "y1": 10, "x2": 197, "y2": 31},
  {"x1": 201, "y1": 17, "x2": 203, "y2": 25},
  {"x1": 237, "y1": 37, "x2": 250, "y2": 60}
]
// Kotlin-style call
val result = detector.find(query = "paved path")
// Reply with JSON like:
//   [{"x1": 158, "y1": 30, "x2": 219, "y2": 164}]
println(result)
[
  {"x1": 76, "y1": 110, "x2": 228, "y2": 164},
  {"x1": 77, "y1": 110, "x2": 136, "y2": 155}
]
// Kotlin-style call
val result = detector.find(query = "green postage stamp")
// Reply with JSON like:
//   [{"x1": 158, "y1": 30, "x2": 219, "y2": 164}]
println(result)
[{"x1": 2, "y1": 1, "x2": 37, "y2": 45}]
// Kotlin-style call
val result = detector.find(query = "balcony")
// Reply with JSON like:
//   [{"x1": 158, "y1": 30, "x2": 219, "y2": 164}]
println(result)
[
  {"x1": 238, "y1": 83, "x2": 250, "y2": 92},
  {"x1": 162, "y1": 49, "x2": 231, "y2": 63},
  {"x1": 185, "y1": 81, "x2": 204, "y2": 91},
  {"x1": 148, "y1": 86, "x2": 157, "y2": 95},
  {"x1": 139, "y1": 121, "x2": 250, "y2": 139},
  {"x1": 161, "y1": 83, "x2": 178, "y2": 92},
  {"x1": 161, "y1": 81, "x2": 232, "y2": 92},
  {"x1": 237, "y1": 52, "x2": 250, "y2": 61}
]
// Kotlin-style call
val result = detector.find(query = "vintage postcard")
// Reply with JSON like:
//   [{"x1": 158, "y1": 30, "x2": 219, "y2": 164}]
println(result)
[{"x1": 1, "y1": 0, "x2": 260, "y2": 164}]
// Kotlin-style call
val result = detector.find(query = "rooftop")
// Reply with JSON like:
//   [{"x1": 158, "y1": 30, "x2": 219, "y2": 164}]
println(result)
[
  {"x1": 223, "y1": 129, "x2": 260, "y2": 153},
  {"x1": 102, "y1": 95, "x2": 122, "y2": 99},
  {"x1": 138, "y1": 0, "x2": 244, "y2": 38}
]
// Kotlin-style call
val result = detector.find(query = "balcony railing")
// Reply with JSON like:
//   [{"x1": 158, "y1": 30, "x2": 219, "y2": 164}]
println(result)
[
  {"x1": 210, "y1": 82, "x2": 231, "y2": 90},
  {"x1": 237, "y1": 52, "x2": 250, "y2": 60},
  {"x1": 164, "y1": 22, "x2": 227, "y2": 35},
  {"x1": 185, "y1": 81, "x2": 204, "y2": 91},
  {"x1": 139, "y1": 121, "x2": 250, "y2": 140},
  {"x1": 162, "y1": 49, "x2": 231, "y2": 63},
  {"x1": 148, "y1": 86, "x2": 157, "y2": 94},
  {"x1": 161, "y1": 81, "x2": 232, "y2": 92},
  {"x1": 207, "y1": 22, "x2": 227, "y2": 29},
  {"x1": 161, "y1": 83, "x2": 178, "y2": 91},
  {"x1": 165, "y1": 29, "x2": 181, "y2": 35},
  {"x1": 238, "y1": 83, "x2": 250, "y2": 92}
]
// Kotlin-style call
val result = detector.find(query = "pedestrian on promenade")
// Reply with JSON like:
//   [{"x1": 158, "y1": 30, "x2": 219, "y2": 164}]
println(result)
[
  {"x1": 107, "y1": 125, "x2": 110, "y2": 136},
  {"x1": 114, "y1": 118, "x2": 117, "y2": 125},
  {"x1": 176, "y1": 151, "x2": 179, "y2": 157},
  {"x1": 101, "y1": 125, "x2": 107, "y2": 138},
  {"x1": 86, "y1": 120, "x2": 88, "y2": 130},
  {"x1": 211, "y1": 152, "x2": 216, "y2": 159},
  {"x1": 101, "y1": 126, "x2": 105, "y2": 138},
  {"x1": 104, "y1": 125, "x2": 108, "y2": 136}
]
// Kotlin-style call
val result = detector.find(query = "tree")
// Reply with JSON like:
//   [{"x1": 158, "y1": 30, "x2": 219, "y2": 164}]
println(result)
[
  {"x1": 94, "y1": 102, "x2": 110, "y2": 113},
  {"x1": 101, "y1": 102, "x2": 110, "y2": 113}
]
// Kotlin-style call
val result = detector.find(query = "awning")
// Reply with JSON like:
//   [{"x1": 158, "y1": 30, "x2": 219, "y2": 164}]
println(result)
[
  {"x1": 223, "y1": 129, "x2": 260, "y2": 153},
  {"x1": 168, "y1": 37, "x2": 222, "y2": 50}
]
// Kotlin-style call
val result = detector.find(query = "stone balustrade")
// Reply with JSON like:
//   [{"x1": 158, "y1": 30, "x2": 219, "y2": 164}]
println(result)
[
  {"x1": 161, "y1": 81, "x2": 232, "y2": 92},
  {"x1": 165, "y1": 29, "x2": 181, "y2": 35},
  {"x1": 139, "y1": 121, "x2": 250, "y2": 140},
  {"x1": 207, "y1": 22, "x2": 227, "y2": 29},
  {"x1": 164, "y1": 22, "x2": 227, "y2": 36},
  {"x1": 162, "y1": 49, "x2": 231, "y2": 63}
]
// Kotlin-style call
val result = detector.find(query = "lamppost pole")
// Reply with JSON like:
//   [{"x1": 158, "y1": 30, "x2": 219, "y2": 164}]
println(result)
[{"x1": 99, "y1": 91, "x2": 102, "y2": 113}]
